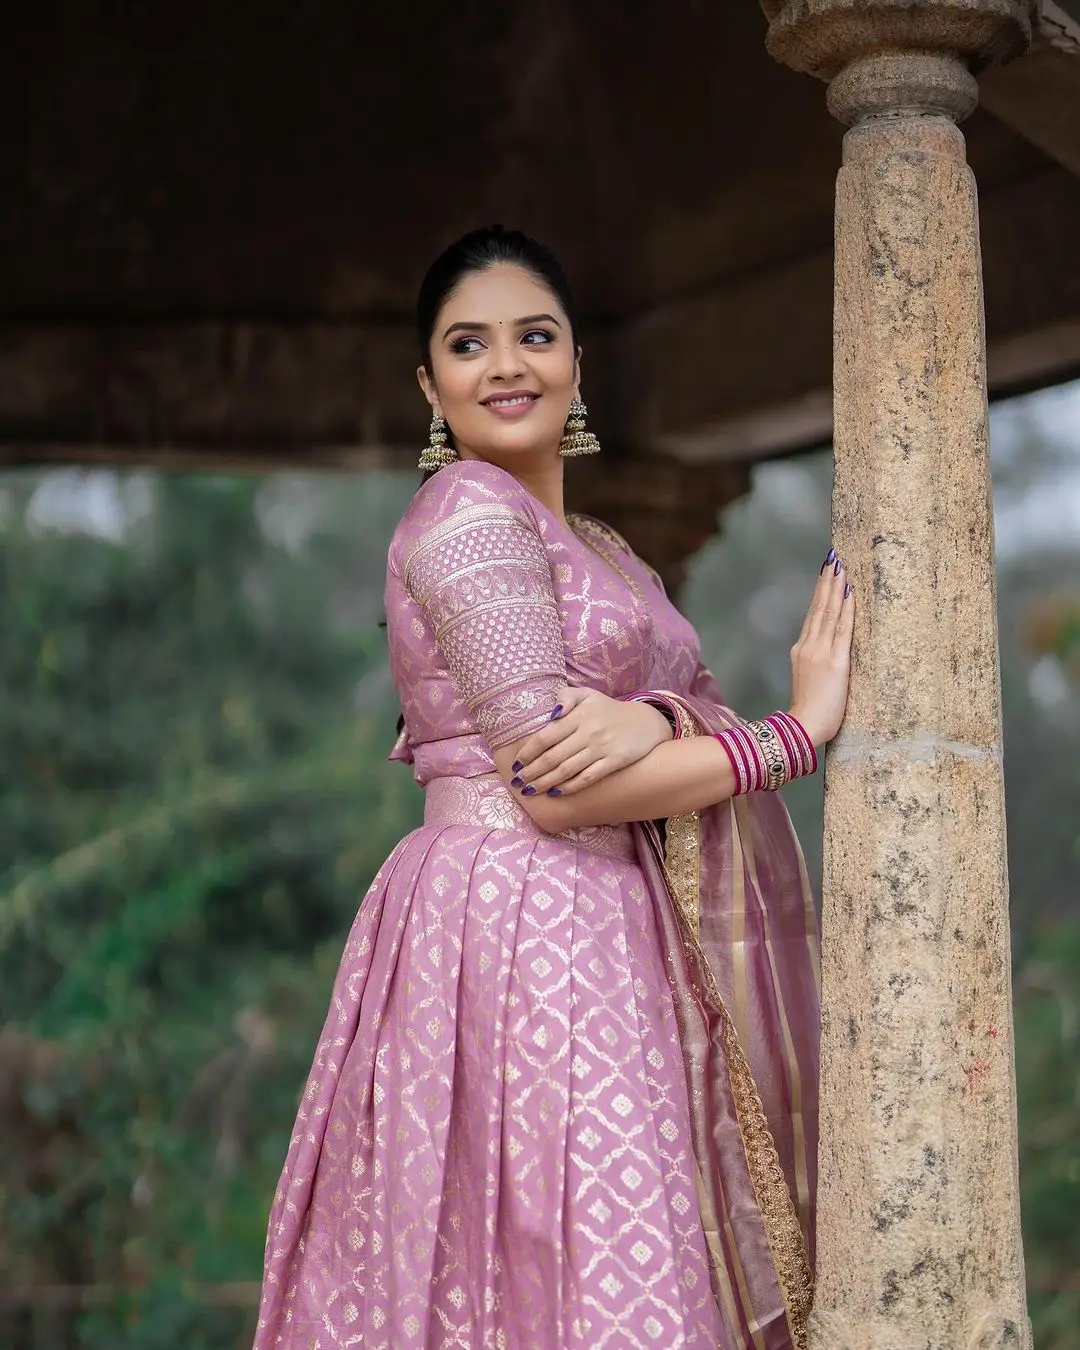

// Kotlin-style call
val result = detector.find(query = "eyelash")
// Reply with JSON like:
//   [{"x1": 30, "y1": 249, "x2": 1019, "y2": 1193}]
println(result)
[{"x1": 449, "y1": 328, "x2": 555, "y2": 355}]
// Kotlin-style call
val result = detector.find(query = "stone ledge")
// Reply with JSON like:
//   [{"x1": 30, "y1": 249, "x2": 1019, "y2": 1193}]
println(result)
[{"x1": 828, "y1": 734, "x2": 1003, "y2": 766}]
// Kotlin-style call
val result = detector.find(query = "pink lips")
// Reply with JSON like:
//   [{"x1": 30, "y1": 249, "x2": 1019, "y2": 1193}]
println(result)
[{"x1": 481, "y1": 391, "x2": 540, "y2": 420}]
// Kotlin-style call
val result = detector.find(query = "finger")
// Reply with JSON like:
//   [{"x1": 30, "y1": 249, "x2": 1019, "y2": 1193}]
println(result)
[
  {"x1": 524, "y1": 747, "x2": 599, "y2": 795},
  {"x1": 806, "y1": 555, "x2": 846, "y2": 642},
  {"x1": 516, "y1": 734, "x2": 590, "y2": 788},
  {"x1": 545, "y1": 757, "x2": 618, "y2": 796},
  {"x1": 799, "y1": 551, "x2": 836, "y2": 642},
  {"x1": 512, "y1": 686, "x2": 588, "y2": 768},
  {"x1": 821, "y1": 559, "x2": 846, "y2": 634},
  {"x1": 833, "y1": 580, "x2": 856, "y2": 653},
  {"x1": 524, "y1": 745, "x2": 596, "y2": 794},
  {"x1": 513, "y1": 715, "x2": 578, "y2": 772},
  {"x1": 797, "y1": 586, "x2": 822, "y2": 644},
  {"x1": 549, "y1": 685, "x2": 590, "y2": 721}
]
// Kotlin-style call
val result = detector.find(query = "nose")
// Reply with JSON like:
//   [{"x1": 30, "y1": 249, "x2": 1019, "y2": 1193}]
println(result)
[{"x1": 487, "y1": 330, "x2": 527, "y2": 381}]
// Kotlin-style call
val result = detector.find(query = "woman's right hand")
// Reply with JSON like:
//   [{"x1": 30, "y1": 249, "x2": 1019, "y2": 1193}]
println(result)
[
  {"x1": 508, "y1": 686, "x2": 673, "y2": 797},
  {"x1": 788, "y1": 551, "x2": 856, "y2": 747}
]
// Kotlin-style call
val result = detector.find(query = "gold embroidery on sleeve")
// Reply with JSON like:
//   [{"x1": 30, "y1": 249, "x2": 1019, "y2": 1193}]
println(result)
[{"x1": 403, "y1": 504, "x2": 566, "y2": 749}]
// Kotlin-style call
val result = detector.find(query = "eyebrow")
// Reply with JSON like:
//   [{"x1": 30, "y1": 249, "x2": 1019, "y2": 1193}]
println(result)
[{"x1": 442, "y1": 313, "x2": 562, "y2": 340}]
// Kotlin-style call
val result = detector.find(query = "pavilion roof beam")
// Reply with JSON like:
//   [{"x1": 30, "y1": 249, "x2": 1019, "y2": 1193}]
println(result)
[
  {"x1": 977, "y1": 3, "x2": 1080, "y2": 177},
  {"x1": 604, "y1": 160, "x2": 1080, "y2": 460},
  {"x1": 2, "y1": 163, "x2": 1080, "y2": 470}
]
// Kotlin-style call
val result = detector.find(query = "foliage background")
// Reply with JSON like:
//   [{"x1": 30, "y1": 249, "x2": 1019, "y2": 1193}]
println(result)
[{"x1": 1, "y1": 388, "x2": 1077, "y2": 1348}]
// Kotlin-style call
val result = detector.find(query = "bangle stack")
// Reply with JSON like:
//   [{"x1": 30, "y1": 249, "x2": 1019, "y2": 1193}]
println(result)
[{"x1": 714, "y1": 713, "x2": 818, "y2": 795}]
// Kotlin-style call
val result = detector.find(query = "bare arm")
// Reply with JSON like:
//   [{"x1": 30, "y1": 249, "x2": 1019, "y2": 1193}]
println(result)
[
  {"x1": 493, "y1": 734, "x2": 738, "y2": 832},
  {"x1": 503, "y1": 550, "x2": 855, "y2": 833}
]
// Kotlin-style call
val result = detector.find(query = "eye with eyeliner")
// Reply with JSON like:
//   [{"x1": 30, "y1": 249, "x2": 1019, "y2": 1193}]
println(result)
[
  {"x1": 449, "y1": 335, "x2": 484, "y2": 355},
  {"x1": 449, "y1": 328, "x2": 555, "y2": 356}
]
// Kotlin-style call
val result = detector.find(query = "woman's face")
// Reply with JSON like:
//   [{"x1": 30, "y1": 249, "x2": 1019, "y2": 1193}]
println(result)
[{"x1": 418, "y1": 263, "x2": 579, "y2": 466}]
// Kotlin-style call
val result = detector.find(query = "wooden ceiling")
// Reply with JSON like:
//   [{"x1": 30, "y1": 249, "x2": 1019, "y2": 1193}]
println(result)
[{"x1": 2, "y1": 1, "x2": 1079, "y2": 470}]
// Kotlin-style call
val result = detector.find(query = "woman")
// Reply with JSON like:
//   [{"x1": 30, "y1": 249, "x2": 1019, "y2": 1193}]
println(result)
[{"x1": 255, "y1": 227, "x2": 854, "y2": 1350}]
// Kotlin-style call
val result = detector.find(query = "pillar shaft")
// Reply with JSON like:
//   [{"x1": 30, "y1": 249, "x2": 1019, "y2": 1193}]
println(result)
[
  {"x1": 823, "y1": 97, "x2": 1028, "y2": 1350},
  {"x1": 761, "y1": 6, "x2": 1035, "y2": 1348}
]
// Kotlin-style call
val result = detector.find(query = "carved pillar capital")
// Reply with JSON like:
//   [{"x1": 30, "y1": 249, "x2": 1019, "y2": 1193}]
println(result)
[{"x1": 760, "y1": 1, "x2": 1036, "y2": 122}]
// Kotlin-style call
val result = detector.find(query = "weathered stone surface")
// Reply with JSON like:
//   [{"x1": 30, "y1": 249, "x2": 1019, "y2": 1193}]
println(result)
[
  {"x1": 763, "y1": 5, "x2": 1033, "y2": 1347},
  {"x1": 821, "y1": 749, "x2": 1024, "y2": 1342},
  {"x1": 813, "y1": 98, "x2": 1030, "y2": 1347},
  {"x1": 832, "y1": 115, "x2": 1004, "y2": 753},
  {"x1": 827, "y1": 50, "x2": 978, "y2": 123},
  {"x1": 761, "y1": 1, "x2": 1035, "y2": 79}
]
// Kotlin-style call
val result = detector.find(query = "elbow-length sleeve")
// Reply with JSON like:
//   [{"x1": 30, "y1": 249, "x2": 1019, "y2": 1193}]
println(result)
[{"x1": 401, "y1": 482, "x2": 567, "y2": 751}]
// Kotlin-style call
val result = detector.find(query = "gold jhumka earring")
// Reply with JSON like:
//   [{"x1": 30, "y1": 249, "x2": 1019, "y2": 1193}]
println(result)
[
  {"x1": 559, "y1": 397, "x2": 601, "y2": 458},
  {"x1": 418, "y1": 413, "x2": 458, "y2": 471}
]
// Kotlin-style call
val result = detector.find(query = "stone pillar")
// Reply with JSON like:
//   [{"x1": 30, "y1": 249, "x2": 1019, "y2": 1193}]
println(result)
[
  {"x1": 760, "y1": 5, "x2": 1036, "y2": 1348},
  {"x1": 567, "y1": 454, "x2": 750, "y2": 596}
]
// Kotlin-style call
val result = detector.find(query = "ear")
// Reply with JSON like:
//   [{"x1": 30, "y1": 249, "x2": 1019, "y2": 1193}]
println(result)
[{"x1": 416, "y1": 365, "x2": 442, "y2": 419}]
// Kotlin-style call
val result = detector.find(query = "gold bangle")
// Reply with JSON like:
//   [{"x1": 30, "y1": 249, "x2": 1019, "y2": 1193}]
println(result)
[{"x1": 744, "y1": 718, "x2": 789, "y2": 791}]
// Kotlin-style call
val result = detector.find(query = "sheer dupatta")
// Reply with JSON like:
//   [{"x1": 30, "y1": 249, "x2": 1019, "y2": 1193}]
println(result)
[{"x1": 627, "y1": 671, "x2": 820, "y2": 1350}]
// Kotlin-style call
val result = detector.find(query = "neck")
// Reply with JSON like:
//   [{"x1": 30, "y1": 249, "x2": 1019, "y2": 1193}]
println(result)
[{"x1": 461, "y1": 450, "x2": 567, "y2": 525}]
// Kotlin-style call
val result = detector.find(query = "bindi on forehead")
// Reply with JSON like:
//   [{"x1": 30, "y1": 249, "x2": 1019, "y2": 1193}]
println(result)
[{"x1": 441, "y1": 312, "x2": 562, "y2": 340}]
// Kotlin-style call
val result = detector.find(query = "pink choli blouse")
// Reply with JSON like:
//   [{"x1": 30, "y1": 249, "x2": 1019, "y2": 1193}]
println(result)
[{"x1": 385, "y1": 459, "x2": 701, "y2": 785}]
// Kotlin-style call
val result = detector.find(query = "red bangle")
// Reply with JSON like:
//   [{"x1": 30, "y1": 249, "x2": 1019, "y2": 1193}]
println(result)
[
  {"x1": 771, "y1": 711, "x2": 818, "y2": 778},
  {"x1": 714, "y1": 712, "x2": 817, "y2": 794}
]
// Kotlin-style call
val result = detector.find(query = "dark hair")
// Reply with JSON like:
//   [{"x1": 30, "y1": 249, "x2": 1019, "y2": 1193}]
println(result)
[{"x1": 416, "y1": 225, "x2": 579, "y2": 370}]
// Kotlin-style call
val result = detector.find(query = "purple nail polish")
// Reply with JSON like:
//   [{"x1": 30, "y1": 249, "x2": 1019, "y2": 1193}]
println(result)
[
  {"x1": 523, "y1": 785, "x2": 536, "y2": 796},
  {"x1": 834, "y1": 559, "x2": 842, "y2": 576},
  {"x1": 844, "y1": 583, "x2": 853, "y2": 598},
  {"x1": 547, "y1": 787, "x2": 562, "y2": 797},
  {"x1": 511, "y1": 776, "x2": 523, "y2": 788},
  {"x1": 512, "y1": 761, "x2": 523, "y2": 774},
  {"x1": 825, "y1": 547, "x2": 836, "y2": 566},
  {"x1": 549, "y1": 705, "x2": 563, "y2": 720}
]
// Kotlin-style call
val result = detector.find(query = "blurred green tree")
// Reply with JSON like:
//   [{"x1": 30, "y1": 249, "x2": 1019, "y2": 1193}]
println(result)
[{"x1": 0, "y1": 471, "x2": 419, "y2": 1348}]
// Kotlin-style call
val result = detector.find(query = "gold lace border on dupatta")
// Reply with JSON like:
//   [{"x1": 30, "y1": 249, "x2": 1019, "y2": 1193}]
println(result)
[{"x1": 656, "y1": 694, "x2": 814, "y2": 1350}]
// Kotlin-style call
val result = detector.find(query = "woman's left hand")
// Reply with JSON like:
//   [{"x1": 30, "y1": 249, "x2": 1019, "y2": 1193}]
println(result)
[{"x1": 510, "y1": 687, "x2": 673, "y2": 797}]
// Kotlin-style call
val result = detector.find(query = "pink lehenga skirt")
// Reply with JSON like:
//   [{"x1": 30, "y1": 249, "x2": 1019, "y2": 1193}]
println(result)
[{"x1": 254, "y1": 762, "x2": 818, "y2": 1350}]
